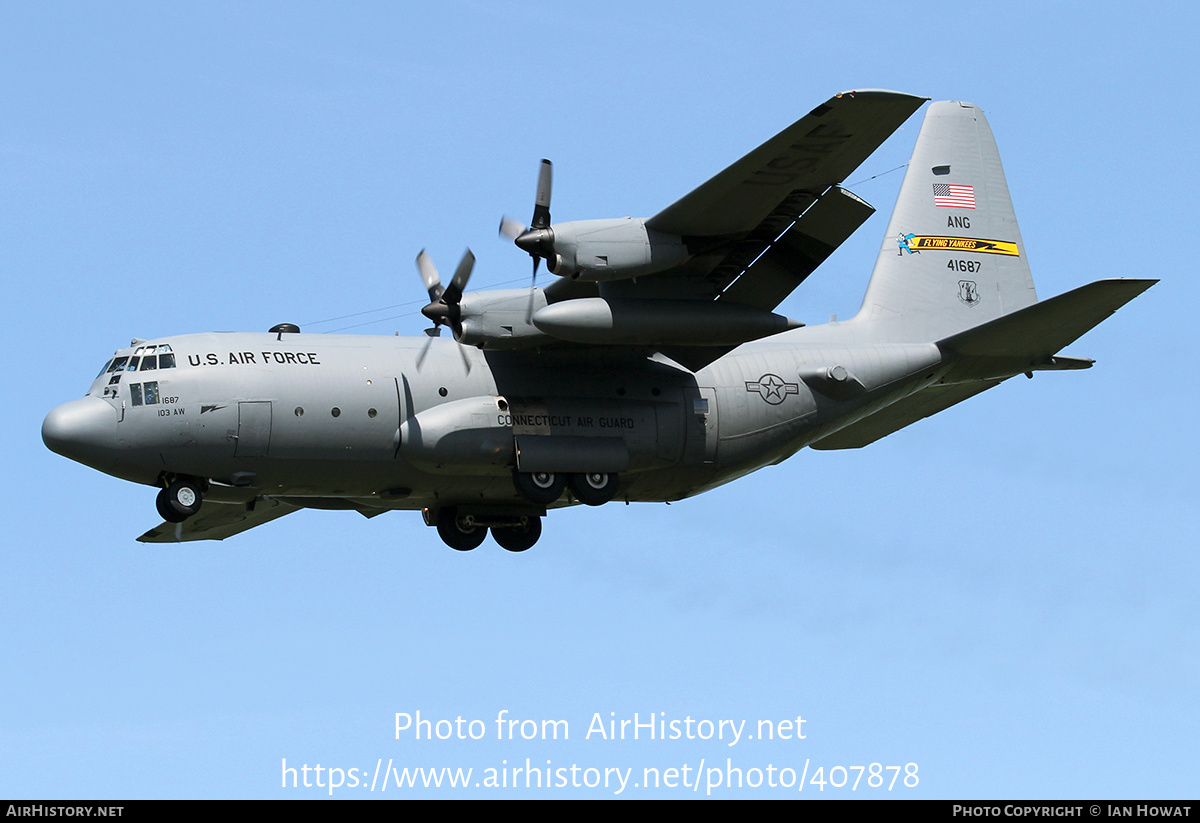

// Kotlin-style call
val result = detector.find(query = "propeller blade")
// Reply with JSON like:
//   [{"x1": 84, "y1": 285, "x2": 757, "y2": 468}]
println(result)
[
  {"x1": 531, "y1": 158, "x2": 552, "y2": 229},
  {"x1": 442, "y1": 248, "x2": 474, "y2": 306},
  {"x1": 416, "y1": 249, "x2": 443, "y2": 302},
  {"x1": 525, "y1": 258, "x2": 540, "y2": 324},
  {"x1": 502, "y1": 160, "x2": 555, "y2": 276},
  {"x1": 499, "y1": 216, "x2": 526, "y2": 241},
  {"x1": 456, "y1": 339, "x2": 472, "y2": 374},
  {"x1": 416, "y1": 332, "x2": 435, "y2": 372},
  {"x1": 450, "y1": 248, "x2": 474, "y2": 292}
]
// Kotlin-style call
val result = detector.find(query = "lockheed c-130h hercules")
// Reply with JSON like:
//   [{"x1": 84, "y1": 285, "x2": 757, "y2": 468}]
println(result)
[{"x1": 43, "y1": 91, "x2": 1154, "y2": 552}]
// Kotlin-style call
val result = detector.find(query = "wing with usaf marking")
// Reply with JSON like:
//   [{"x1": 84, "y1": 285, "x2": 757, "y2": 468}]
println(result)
[
  {"x1": 648, "y1": 90, "x2": 927, "y2": 238},
  {"x1": 601, "y1": 91, "x2": 925, "y2": 371},
  {"x1": 137, "y1": 497, "x2": 300, "y2": 543}
]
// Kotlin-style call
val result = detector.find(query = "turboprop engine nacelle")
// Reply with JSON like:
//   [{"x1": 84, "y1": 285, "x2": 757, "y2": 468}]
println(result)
[
  {"x1": 531, "y1": 217, "x2": 689, "y2": 282},
  {"x1": 454, "y1": 289, "x2": 550, "y2": 348}
]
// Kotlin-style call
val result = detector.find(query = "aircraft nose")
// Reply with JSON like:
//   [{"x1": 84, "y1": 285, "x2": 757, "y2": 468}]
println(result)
[{"x1": 42, "y1": 397, "x2": 119, "y2": 467}]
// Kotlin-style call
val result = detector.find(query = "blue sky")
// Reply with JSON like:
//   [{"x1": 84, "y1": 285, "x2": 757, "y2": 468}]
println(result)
[{"x1": 4, "y1": 1, "x2": 1197, "y2": 798}]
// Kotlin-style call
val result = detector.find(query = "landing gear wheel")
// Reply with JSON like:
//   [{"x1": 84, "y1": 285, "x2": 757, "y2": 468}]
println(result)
[
  {"x1": 157, "y1": 479, "x2": 203, "y2": 522},
  {"x1": 512, "y1": 470, "x2": 566, "y2": 505},
  {"x1": 436, "y1": 507, "x2": 487, "y2": 551},
  {"x1": 491, "y1": 516, "x2": 542, "y2": 553},
  {"x1": 568, "y1": 472, "x2": 619, "y2": 506},
  {"x1": 155, "y1": 488, "x2": 187, "y2": 523}
]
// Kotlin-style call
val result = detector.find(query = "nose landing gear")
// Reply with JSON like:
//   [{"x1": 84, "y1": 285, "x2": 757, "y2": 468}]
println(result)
[{"x1": 155, "y1": 478, "x2": 204, "y2": 523}]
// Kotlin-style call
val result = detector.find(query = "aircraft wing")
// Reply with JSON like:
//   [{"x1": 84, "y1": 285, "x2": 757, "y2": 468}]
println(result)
[
  {"x1": 647, "y1": 90, "x2": 928, "y2": 238},
  {"x1": 598, "y1": 91, "x2": 925, "y2": 371},
  {"x1": 137, "y1": 497, "x2": 300, "y2": 543}
]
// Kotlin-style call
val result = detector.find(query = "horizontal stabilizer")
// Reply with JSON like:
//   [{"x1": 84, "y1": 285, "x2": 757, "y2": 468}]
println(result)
[
  {"x1": 813, "y1": 278, "x2": 1155, "y2": 449},
  {"x1": 809, "y1": 379, "x2": 1001, "y2": 450},
  {"x1": 938, "y1": 278, "x2": 1156, "y2": 370},
  {"x1": 137, "y1": 497, "x2": 300, "y2": 543}
]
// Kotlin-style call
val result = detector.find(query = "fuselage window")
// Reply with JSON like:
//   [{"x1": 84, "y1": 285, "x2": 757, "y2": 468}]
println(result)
[
  {"x1": 140, "y1": 355, "x2": 158, "y2": 371},
  {"x1": 143, "y1": 381, "x2": 160, "y2": 405},
  {"x1": 130, "y1": 383, "x2": 143, "y2": 406}
]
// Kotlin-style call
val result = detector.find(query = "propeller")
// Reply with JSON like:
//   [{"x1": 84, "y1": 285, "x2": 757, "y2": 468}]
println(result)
[
  {"x1": 415, "y1": 248, "x2": 475, "y2": 373},
  {"x1": 499, "y1": 159, "x2": 555, "y2": 321}
]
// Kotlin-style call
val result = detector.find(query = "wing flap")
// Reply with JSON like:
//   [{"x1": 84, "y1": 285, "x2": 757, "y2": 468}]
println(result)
[
  {"x1": 717, "y1": 186, "x2": 875, "y2": 311},
  {"x1": 137, "y1": 497, "x2": 300, "y2": 543},
  {"x1": 646, "y1": 90, "x2": 926, "y2": 237}
]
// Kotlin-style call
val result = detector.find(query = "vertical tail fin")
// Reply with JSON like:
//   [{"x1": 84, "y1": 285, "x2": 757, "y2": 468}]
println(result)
[{"x1": 853, "y1": 101, "x2": 1037, "y2": 342}]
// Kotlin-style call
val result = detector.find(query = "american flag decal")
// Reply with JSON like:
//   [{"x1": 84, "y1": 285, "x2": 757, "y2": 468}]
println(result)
[{"x1": 933, "y1": 183, "x2": 975, "y2": 209}]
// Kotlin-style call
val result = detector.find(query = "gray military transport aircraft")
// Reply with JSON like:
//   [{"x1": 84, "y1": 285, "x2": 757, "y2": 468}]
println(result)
[{"x1": 43, "y1": 91, "x2": 1154, "y2": 551}]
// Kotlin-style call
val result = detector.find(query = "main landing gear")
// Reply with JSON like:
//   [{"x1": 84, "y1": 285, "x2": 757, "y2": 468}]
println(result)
[
  {"x1": 155, "y1": 477, "x2": 204, "y2": 523},
  {"x1": 512, "y1": 470, "x2": 619, "y2": 506},
  {"x1": 432, "y1": 506, "x2": 543, "y2": 553},
  {"x1": 435, "y1": 507, "x2": 488, "y2": 551}
]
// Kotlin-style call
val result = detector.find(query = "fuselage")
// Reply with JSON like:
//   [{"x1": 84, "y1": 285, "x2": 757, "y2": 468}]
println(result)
[{"x1": 43, "y1": 324, "x2": 946, "y2": 515}]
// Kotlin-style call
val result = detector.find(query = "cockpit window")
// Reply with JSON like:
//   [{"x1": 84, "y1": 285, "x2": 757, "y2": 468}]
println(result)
[
  {"x1": 130, "y1": 383, "x2": 143, "y2": 406},
  {"x1": 99, "y1": 346, "x2": 175, "y2": 383},
  {"x1": 143, "y1": 382, "x2": 159, "y2": 404}
]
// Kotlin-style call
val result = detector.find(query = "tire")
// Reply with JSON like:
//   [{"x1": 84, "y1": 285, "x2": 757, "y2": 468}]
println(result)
[
  {"x1": 567, "y1": 472, "x2": 619, "y2": 506},
  {"x1": 161, "y1": 479, "x2": 203, "y2": 520},
  {"x1": 512, "y1": 470, "x2": 566, "y2": 505},
  {"x1": 155, "y1": 488, "x2": 188, "y2": 523},
  {"x1": 491, "y1": 517, "x2": 542, "y2": 553},
  {"x1": 436, "y1": 507, "x2": 486, "y2": 551}
]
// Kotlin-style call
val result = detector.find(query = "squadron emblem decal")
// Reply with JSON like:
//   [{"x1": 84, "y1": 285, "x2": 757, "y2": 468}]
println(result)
[
  {"x1": 746, "y1": 374, "x2": 799, "y2": 405},
  {"x1": 958, "y1": 280, "x2": 981, "y2": 306},
  {"x1": 897, "y1": 234, "x2": 1019, "y2": 256}
]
